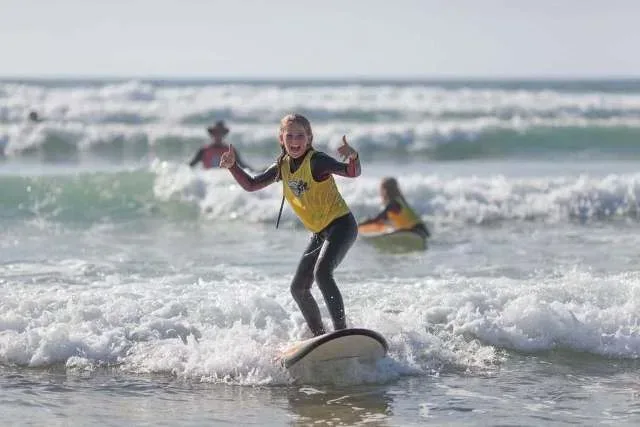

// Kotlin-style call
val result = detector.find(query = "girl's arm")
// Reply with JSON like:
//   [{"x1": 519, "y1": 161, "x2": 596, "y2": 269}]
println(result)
[
  {"x1": 311, "y1": 152, "x2": 360, "y2": 181},
  {"x1": 228, "y1": 162, "x2": 279, "y2": 192},
  {"x1": 221, "y1": 144, "x2": 278, "y2": 191},
  {"x1": 309, "y1": 134, "x2": 360, "y2": 180}
]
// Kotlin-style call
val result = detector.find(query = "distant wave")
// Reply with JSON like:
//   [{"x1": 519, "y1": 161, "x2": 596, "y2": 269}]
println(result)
[
  {"x1": 3, "y1": 79, "x2": 640, "y2": 162},
  {"x1": 2, "y1": 164, "x2": 638, "y2": 226},
  {"x1": 3, "y1": 120, "x2": 640, "y2": 162}
]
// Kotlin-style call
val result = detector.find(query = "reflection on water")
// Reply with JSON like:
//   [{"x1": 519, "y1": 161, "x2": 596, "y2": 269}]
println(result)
[{"x1": 287, "y1": 385, "x2": 393, "y2": 426}]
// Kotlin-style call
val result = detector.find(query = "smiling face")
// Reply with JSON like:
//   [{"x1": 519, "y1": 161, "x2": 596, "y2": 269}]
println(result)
[{"x1": 279, "y1": 122, "x2": 311, "y2": 159}]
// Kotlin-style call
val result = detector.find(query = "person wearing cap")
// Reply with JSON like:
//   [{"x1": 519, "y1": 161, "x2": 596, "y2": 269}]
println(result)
[{"x1": 189, "y1": 121, "x2": 252, "y2": 170}]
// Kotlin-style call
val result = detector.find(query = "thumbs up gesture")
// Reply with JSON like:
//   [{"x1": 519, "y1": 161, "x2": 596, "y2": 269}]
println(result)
[
  {"x1": 219, "y1": 144, "x2": 236, "y2": 168},
  {"x1": 337, "y1": 135, "x2": 358, "y2": 161}
]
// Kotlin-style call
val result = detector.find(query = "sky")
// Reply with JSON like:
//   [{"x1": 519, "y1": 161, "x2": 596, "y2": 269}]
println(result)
[{"x1": 1, "y1": 0, "x2": 639, "y2": 79}]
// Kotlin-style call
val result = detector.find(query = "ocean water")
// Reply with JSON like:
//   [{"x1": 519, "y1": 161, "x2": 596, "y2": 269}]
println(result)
[{"x1": 2, "y1": 78, "x2": 640, "y2": 426}]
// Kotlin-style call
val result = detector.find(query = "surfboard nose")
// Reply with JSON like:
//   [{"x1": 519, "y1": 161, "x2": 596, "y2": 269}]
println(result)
[{"x1": 281, "y1": 328, "x2": 388, "y2": 369}]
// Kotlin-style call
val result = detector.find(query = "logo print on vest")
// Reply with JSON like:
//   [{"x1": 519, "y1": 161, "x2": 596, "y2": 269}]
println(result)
[{"x1": 287, "y1": 180, "x2": 309, "y2": 197}]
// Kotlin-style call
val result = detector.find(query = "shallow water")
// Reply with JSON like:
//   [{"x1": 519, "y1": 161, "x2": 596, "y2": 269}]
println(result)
[
  {"x1": 3, "y1": 78, "x2": 640, "y2": 425},
  {"x1": 2, "y1": 159, "x2": 640, "y2": 425}
]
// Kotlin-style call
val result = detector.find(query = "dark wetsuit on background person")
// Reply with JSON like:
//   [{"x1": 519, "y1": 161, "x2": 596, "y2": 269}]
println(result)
[
  {"x1": 228, "y1": 149, "x2": 359, "y2": 336},
  {"x1": 369, "y1": 199, "x2": 430, "y2": 238},
  {"x1": 189, "y1": 120, "x2": 254, "y2": 171},
  {"x1": 189, "y1": 144, "x2": 252, "y2": 170}
]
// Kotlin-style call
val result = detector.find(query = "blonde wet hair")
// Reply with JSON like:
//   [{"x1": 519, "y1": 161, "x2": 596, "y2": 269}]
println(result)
[
  {"x1": 380, "y1": 177, "x2": 406, "y2": 204},
  {"x1": 279, "y1": 113, "x2": 313, "y2": 143},
  {"x1": 275, "y1": 113, "x2": 314, "y2": 181}
]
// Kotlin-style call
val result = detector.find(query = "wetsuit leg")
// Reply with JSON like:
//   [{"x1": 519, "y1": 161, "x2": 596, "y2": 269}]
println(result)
[
  {"x1": 313, "y1": 213, "x2": 358, "y2": 331},
  {"x1": 290, "y1": 234, "x2": 326, "y2": 336},
  {"x1": 411, "y1": 223, "x2": 430, "y2": 238}
]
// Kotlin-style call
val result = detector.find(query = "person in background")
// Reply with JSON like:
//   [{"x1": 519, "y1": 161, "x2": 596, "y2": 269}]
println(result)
[
  {"x1": 358, "y1": 177, "x2": 430, "y2": 239},
  {"x1": 28, "y1": 111, "x2": 43, "y2": 122},
  {"x1": 219, "y1": 113, "x2": 361, "y2": 337},
  {"x1": 189, "y1": 120, "x2": 252, "y2": 170}
]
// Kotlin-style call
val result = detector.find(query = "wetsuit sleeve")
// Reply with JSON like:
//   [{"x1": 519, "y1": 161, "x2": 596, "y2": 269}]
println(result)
[
  {"x1": 188, "y1": 148, "x2": 203, "y2": 167},
  {"x1": 358, "y1": 201, "x2": 401, "y2": 224},
  {"x1": 310, "y1": 152, "x2": 361, "y2": 181},
  {"x1": 228, "y1": 162, "x2": 279, "y2": 192}
]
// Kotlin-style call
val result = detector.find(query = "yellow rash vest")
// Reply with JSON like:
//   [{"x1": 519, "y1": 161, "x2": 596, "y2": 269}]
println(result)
[{"x1": 280, "y1": 151, "x2": 350, "y2": 233}]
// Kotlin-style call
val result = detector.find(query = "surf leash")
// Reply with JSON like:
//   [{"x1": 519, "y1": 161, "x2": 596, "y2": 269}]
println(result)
[{"x1": 275, "y1": 194, "x2": 285, "y2": 228}]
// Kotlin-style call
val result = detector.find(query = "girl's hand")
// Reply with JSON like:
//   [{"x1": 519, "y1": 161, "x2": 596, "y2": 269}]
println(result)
[
  {"x1": 337, "y1": 135, "x2": 358, "y2": 161},
  {"x1": 220, "y1": 144, "x2": 236, "y2": 168}
]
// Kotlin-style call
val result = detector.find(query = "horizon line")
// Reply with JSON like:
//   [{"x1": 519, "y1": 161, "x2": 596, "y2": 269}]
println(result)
[{"x1": 1, "y1": 74, "x2": 640, "y2": 82}]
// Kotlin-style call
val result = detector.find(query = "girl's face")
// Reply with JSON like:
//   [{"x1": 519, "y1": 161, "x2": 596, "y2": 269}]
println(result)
[{"x1": 280, "y1": 122, "x2": 310, "y2": 159}]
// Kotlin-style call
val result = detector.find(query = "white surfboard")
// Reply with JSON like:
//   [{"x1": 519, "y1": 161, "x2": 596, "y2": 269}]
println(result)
[
  {"x1": 281, "y1": 328, "x2": 388, "y2": 370},
  {"x1": 362, "y1": 229, "x2": 426, "y2": 252},
  {"x1": 358, "y1": 222, "x2": 427, "y2": 253}
]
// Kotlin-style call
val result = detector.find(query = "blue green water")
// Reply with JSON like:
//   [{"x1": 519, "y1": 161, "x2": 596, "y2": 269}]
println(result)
[{"x1": 1, "y1": 79, "x2": 640, "y2": 425}]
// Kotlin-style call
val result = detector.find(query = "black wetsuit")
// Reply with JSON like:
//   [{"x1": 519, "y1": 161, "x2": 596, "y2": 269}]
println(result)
[
  {"x1": 228, "y1": 150, "x2": 360, "y2": 336},
  {"x1": 291, "y1": 212, "x2": 357, "y2": 335}
]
